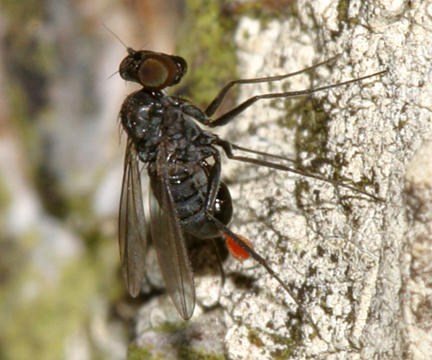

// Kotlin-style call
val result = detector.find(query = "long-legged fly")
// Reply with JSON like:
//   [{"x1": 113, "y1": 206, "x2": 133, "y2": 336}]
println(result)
[{"x1": 117, "y1": 44, "x2": 386, "y2": 322}]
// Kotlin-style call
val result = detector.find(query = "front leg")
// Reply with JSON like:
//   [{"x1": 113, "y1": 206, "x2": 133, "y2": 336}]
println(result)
[
  {"x1": 204, "y1": 152, "x2": 222, "y2": 212},
  {"x1": 180, "y1": 100, "x2": 212, "y2": 126}
]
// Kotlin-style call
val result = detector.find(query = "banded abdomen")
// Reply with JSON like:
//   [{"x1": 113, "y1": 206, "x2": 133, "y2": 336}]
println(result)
[{"x1": 150, "y1": 161, "x2": 232, "y2": 239}]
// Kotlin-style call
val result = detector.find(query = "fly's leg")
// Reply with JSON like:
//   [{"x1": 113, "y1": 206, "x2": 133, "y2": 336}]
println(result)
[
  {"x1": 206, "y1": 212, "x2": 324, "y2": 339},
  {"x1": 217, "y1": 139, "x2": 383, "y2": 202},
  {"x1": 180, "y1": 68, "x2": 386, "y2": 129},
  {"x1": 212, "y1": 237, "x2": 226, "y2": 287},
  {"x1": 231, "y1": 143, "x2": 296, "y2": 163},
  {"x1": 204, "y1": 55, "x2": 340, "y2": 117},
  {"x1": 203, "y1": 153, "x2": 323, "y2": 339},
  {"x1": 204, "y1": 153, "x2": 222, "y2": 211},
  {"x1": 208, "y1": 70, "x2": 386, "y2": 127}
]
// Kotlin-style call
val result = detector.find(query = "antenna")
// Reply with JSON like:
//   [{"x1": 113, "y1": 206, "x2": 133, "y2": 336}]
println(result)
[
  {"x1": 102, "y1": 23, "x2": 129, "y2": 49},
  {"x1": 108, "y1": 70, "x2": 120, "y2": 79}
]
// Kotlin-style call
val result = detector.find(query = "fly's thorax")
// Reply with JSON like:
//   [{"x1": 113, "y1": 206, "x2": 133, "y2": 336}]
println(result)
[{"x1": 121, "y1": 90, "x2": 164, "y2": 146}]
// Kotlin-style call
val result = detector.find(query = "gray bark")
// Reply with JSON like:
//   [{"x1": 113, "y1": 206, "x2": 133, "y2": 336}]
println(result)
[{"x1": 135, "y1": 1, "x2": 432, "y2": 359}]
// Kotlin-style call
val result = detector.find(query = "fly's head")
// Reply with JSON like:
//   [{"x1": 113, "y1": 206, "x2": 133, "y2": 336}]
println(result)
[{"x1": 119, "y1": 48, "x2": 187, "y2": 90}]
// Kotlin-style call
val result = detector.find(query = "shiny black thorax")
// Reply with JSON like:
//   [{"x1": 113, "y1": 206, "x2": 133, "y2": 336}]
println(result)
[{"x1": 120, "y1": 89, "x2": 232, "y2": 239}]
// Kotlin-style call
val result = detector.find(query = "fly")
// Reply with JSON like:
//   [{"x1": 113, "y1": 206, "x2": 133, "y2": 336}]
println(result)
[{"x1": 117, "y1": 45, "x2": 386, "y2": 323}]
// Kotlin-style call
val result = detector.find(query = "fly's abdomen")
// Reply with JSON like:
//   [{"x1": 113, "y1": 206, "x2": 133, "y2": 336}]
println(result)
[
  {"x1": 169, "y1": 166, "x2": 209, "y2": 232},
  {"x1": 157, "y1": 163, "x2": 225, "y2": 239}
]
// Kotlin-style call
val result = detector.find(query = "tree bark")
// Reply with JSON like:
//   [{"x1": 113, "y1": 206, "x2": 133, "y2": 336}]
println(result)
[{"x1": 134, "y1": 0, "x2": 432, "y2": 359}]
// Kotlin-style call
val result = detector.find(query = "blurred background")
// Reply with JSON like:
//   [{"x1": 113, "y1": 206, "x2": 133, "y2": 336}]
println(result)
[{"x1": 0, "y1": 0, "x2": 293, "y2": 359}]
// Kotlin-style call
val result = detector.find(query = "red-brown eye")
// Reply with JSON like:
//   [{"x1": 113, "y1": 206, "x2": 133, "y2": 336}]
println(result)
[
  {"x1": 138, "y1": 58, "x2": 169, "y2": 88},
  {"x1": 120, "y1": 50, "x2": 187, "y2": 89}
]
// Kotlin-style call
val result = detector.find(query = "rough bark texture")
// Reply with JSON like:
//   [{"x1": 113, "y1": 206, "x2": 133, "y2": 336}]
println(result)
[
  {"x1": 214, "y1": 1, "x2": 432, "y2": 359},
  {"x1": 1, "y1": 0, "x2": 431, "y2": 359},
  {"x1": 134, "y1": 1, "x2": 432, "y2": 359}
]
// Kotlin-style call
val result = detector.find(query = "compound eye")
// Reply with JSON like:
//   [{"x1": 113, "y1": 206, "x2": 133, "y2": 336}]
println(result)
[
  {"x1": 170, "y1": 56, "x2": 187, "y2": 85},
  {"x1": 138, "y1": 58, "x2": 169, "y2": 89}
]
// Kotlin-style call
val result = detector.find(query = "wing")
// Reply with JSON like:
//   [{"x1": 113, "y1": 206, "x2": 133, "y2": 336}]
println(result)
[
  {"x1": 118, "y1": 140, "x2": 148, "y2": 297},
  {"x1": 149, "y1": 161, "x2": 195, "y2": 320}
]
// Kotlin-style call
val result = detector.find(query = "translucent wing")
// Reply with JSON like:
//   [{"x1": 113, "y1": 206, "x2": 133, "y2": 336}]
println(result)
[
  {"x1": 149, "y1": 160, "x2": 195, "y2": 319},
  {"x1": 118, "y1": 140, "x2": 148, "y2": 297}
]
